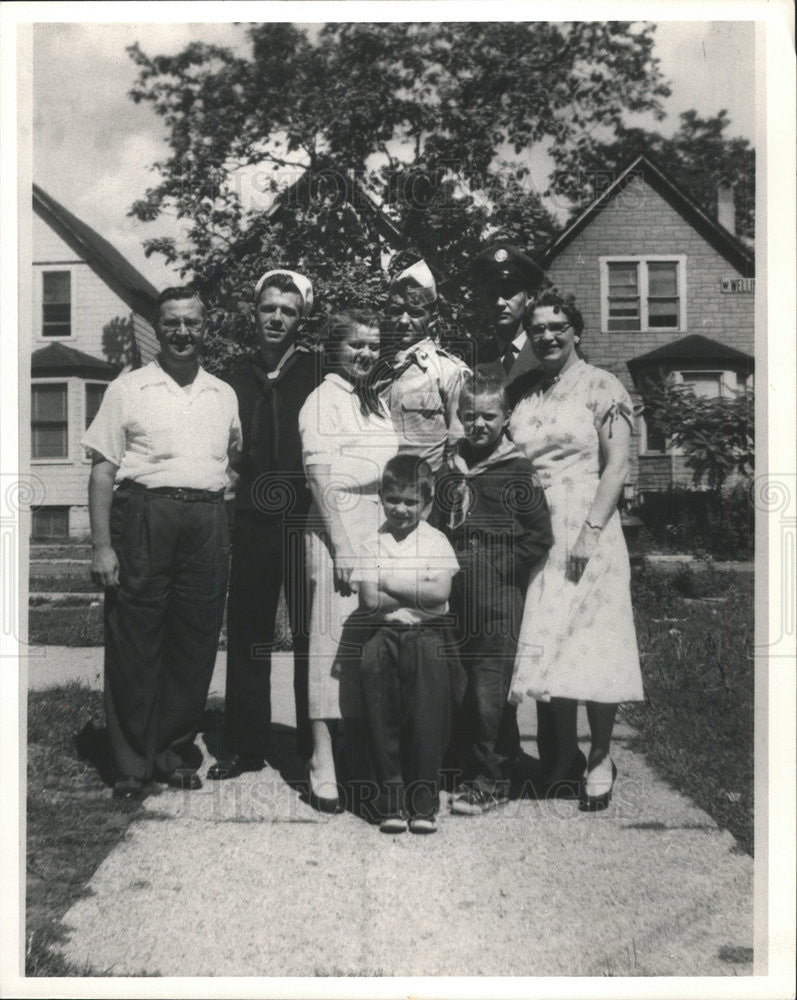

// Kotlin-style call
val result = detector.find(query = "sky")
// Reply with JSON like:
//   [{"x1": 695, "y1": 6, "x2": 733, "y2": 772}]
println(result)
[{"x1": 30, "y1": 19, "x2": 756, "y2": 290}]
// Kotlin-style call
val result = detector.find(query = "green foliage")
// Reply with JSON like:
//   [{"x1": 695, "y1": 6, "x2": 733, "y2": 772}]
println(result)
[
  {"x1": 126, "y1": 22, "x2": 673, "y2": 359},
  {"x1": 26, "y1": 685, "x2": 143, "y2": 975},
  {"x1": 638, "y1": 483, "x2": 754, "y2": 561},
  {"x1": 640, "y1": 377, "x2": 754, "y2": 492}
]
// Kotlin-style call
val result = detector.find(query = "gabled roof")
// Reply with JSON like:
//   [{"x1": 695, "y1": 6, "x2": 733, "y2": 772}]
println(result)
[
  {"x1": 33, "y1": 185, "x2": 159, "y2": 313},
  {"x1": 266, "y1": 168, "x2": 405, "y2": 248},
  {"x1": 543, "y1": 155, "x2": 754, "y2": 277},
  {"x1": 627, "y1": 334, "x2": 754, "y2": 368},
  {"x1": 31, "y1": 342, "x2": 120, "y2": 379}
]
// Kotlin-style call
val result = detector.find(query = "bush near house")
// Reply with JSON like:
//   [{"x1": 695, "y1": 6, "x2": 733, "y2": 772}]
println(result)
[{"x1": 637, "y1": 482, "x2": 754, "y2": 561}]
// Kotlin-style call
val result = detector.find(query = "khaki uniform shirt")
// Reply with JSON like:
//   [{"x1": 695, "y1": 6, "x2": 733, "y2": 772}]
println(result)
[{"x1": 381, "y1": 338, "x2": 470, "y2": 473}]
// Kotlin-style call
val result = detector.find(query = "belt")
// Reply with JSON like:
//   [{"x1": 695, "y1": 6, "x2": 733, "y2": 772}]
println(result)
[{"x1": 118, "y1": 480, "x2": 225, "y2": 504}]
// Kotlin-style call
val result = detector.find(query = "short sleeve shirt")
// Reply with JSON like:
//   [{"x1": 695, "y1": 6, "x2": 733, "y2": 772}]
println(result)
[
  {"x1": 81, "y1": 360, "x2": 242, "y2": 491},
  {"x1": 382, "y1": 338, "x2": 470, "y2": 473},
  {"x1": 350, "y1": 519, "x2": 460, "y2": 625}
]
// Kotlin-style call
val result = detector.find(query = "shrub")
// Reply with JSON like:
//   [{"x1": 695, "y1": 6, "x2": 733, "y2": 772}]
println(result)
[{"x1": 638, "y1": 483, "x2": 754, "y2": 561}]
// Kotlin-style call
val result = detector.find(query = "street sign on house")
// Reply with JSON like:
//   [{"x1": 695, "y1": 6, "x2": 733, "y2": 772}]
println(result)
[{"x1": 721, "y1": 277, "x2": 755, "y2": 293}]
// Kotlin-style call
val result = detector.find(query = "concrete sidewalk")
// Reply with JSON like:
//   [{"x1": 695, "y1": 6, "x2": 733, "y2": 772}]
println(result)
[{"x1": 28, "y1": 646, "x2": 754, "y2": 978}]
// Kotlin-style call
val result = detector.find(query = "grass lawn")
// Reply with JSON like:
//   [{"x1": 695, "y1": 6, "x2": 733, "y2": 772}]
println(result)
[
  {"x1": 28, "y1": 597, "x2": 292, "y2": 649},
  {"x1": 623, "y1": 562, "x2": 754, "y2": 855},
  {"x1": 25, "y1": 684, "x2": 144, "y2": 975}
]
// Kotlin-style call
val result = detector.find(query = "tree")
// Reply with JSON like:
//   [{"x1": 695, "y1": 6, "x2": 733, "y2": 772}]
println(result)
[
  {"x1": 640, "y1": 378, "x2": 754, "y2": 492},
  {"x1": 550, "y1": 109, "x2": 755, "y2": 240},
  {"x1": 126, "y1": 22, "x2": 673, "y2": 364}
]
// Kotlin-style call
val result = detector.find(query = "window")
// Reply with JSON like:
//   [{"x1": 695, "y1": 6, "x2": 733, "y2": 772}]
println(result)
[
  {"x1": 32, "y1": 507, "x2": 69, "y2": 539},
  {"x1": 602, "y1": 257, "x2": 685, "y2": 332},
  {"x1": 31, "y1": 383, "x2": 68, "y2": 459},
  {"x1": 42, "y1": 271, "x2": 71, "y2": 337},
  {"x1": 680, "y1": 371, "x2": 724, "y2": 399},
  {"x1": 643, "y1": 416, "x2": 667, "y2": 454}
]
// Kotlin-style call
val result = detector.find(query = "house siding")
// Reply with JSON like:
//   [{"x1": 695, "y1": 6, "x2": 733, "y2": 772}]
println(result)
[
  {"x1": 546, "y1": 174, "x2": 754, "y2": 491},
  {"x1": 31, "y1": 199, "x2": 158, "y2": 536}
]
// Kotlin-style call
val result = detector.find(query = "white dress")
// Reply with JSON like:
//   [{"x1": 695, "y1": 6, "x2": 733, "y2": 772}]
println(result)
[
  {"x1": 508, "y1": 360, "x2": 644, "y2": 704},
  {"x1": 298, "y1": 373, "x2": 399, "y2": 719}
]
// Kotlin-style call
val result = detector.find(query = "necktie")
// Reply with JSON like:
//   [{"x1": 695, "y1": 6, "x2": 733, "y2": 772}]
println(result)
[{"x1": 501, "y1": 343, "x2": 516, "y2": 373}]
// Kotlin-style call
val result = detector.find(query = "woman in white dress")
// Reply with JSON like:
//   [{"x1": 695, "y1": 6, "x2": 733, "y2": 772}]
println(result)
[
  {"x1": 509, "y1": 289, "x2": 643, "y2": 810},
  {"x1": 298, "y1": 310, "x2": 399, "y2": 811}
]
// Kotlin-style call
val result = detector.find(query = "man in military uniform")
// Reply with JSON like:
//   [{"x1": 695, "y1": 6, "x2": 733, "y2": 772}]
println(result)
[
  {"x1": 378, "y1": 255, "x2": 471, "y2": 474},
  {"x1": 472, "y1": 242, "x2": 545, "y2": 406},
  {"x1": 209, "y1": 269, "x2": 322, "y2": 779}
]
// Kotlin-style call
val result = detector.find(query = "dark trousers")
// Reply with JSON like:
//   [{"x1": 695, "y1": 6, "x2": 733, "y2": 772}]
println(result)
[
  {"x1": 450, "y1": 566, "x2": 522, "y2": 791},
  {"x1": 360, "y1": 621, "x2": 452, "y2": 819},
  {"x1": 222, "y1": 509, "x2": 310, "y2": 760},
  {"x1": 104, "y1": 488, "x2": 230, "y2": 780}
]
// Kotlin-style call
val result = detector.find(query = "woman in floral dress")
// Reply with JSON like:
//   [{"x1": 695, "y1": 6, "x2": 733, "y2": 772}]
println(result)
[{"x1": 509, "y1": 289, "x2": 643, "y2": 810}]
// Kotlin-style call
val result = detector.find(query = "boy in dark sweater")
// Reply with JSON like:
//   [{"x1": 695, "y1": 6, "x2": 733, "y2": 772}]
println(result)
[{"x1": 432, "y1": 371, "x2": 553, "y2": 814}]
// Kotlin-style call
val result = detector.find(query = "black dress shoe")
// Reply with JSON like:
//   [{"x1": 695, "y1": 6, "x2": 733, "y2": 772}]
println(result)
[
  {"x1": 206, "y1": 754, "x2": 265, "y2": 781},
  {"x1": 307, "y1": 788, "x2": 343, "y2": 814},
  {"x1": 580, "y1": 759, "x2": 618, "y2": 812},
  {"x1": 156, "y1": 767, "x2": 202, "y2": 790},
  {"x1": 113, "y1": 776, "x2": 145, "y2": 801},
  {"x1": 304, "y1": 763, "x2": 342, "y2": 814}
]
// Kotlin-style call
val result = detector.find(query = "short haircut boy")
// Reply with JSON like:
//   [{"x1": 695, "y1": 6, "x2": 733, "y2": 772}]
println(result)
[
  {"x1": 380, "y1": 454, "x2": 434, "y2": 503},
  {"x1": 351, "y1": 455, "x2": 461, "y2": 833},
  {"x1": 458, "y1": 370, "x2": 509, "y2": 412}
]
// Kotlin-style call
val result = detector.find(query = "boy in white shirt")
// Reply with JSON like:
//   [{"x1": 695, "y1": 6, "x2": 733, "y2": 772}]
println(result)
[{"x1": 350, "y1": 455, "x2": 460, "y2": 834}]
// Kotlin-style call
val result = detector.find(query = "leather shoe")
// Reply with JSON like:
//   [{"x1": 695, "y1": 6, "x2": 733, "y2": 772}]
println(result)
[
  {"x1": 580, "y1": 759, "x2": 617, "y2": 812},
  {"x1": 304, "y1": 763, "x2": 342, "y2": 814},
  {"x1": 156, "y1": 767, "x2": 202, "y2": 790},
  {"x1": 113, "y1": 776, "x2": 144, "y2": 801},
  {"x1": 307, "y1": 788, "x2": 343, "y2": 814},
  {"x1": 206, "y1": 754, "x2": 265, "y2": 780}
]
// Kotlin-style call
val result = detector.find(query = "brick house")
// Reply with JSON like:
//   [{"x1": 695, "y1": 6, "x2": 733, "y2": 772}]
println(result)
[
  {"x1": 542, "y1": 155, "x2": 754, "y2": 499},
  {"x1": 30, "y1": 185, "x2": 160, "y2": 538}
]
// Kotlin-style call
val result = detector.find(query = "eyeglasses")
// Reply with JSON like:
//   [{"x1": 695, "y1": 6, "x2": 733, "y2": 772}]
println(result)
[{"x1": 529, "y1": 322, "x2": 570, "y2": 337}]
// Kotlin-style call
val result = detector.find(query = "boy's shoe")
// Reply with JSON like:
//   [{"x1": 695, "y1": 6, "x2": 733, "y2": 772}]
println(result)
[
  {"x1": 379, "y1": 813, "x2": 408, "y2": 834},
  {"x1": 409, "y1": 815, "x2": 437, "y2": 835},
  {"x1": 450, "y1": 782, "x2": 510, "y2": 816}
]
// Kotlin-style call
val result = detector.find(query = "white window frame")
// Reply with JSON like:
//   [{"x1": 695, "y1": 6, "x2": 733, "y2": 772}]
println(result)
[
  {"x1": 82, "y1": 380, "x2": 111, "y2": 463},
  {"x1": 600, "y1": 256, "x2": 687, "y2": 333},
  {"x1": 31, "y1": 378, "x2": 71, "y2": 464},
  {"x1": 36, "y1": 265, "x2": 77, "y2": 341}
]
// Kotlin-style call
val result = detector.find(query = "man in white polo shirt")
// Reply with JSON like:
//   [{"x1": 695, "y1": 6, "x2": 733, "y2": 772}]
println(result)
[{"x1": 82, "y1": 287, "x2": 242, "y2": 800}]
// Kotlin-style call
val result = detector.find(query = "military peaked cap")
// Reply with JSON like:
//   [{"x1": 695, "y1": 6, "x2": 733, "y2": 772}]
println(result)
[{"x1": 472, "y1": 243, "x2": 545, "y2": 290}]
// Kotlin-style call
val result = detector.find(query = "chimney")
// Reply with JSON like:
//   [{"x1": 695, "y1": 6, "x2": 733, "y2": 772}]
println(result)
[{"x1": 717, "y1": 181, "x2": 736, "y2": 235}]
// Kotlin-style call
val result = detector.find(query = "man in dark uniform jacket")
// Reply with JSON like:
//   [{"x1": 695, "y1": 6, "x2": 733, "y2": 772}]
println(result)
[
  {"x1": 209, "y1": 269, "x2": 322, "y2": 778},
  {"x1": 472, "y1": 242, "x2": 546, "y2": 407}
]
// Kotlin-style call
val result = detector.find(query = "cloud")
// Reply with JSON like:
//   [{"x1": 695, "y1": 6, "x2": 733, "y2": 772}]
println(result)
[
  {"x1": 32, "y1": 23, "x2": 250, "y2": 287},
  {"x1": 30, "y1": 21, "x2": 755, "y2": 291}
]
